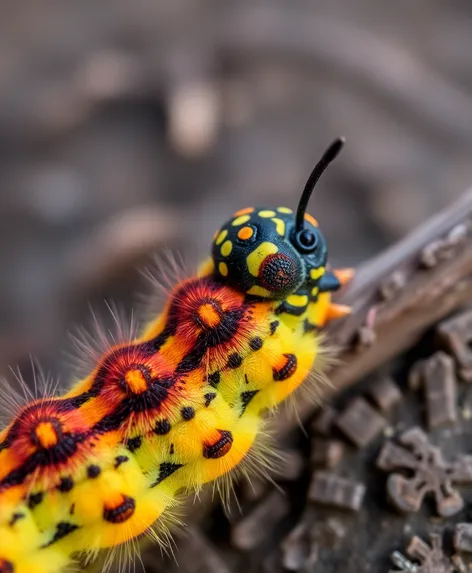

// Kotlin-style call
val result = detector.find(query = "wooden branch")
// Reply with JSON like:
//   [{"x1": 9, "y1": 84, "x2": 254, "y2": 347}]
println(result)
[{"x1": 278, "y1": 187, "x2": 472, "y2": 431}]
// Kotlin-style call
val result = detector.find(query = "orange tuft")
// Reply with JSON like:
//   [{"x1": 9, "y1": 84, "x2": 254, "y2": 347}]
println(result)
[
  {"x1": 326, "y1": 303, "x2": 352, "y2": 321},
  {"x1": 333, "y1": 268, "x2": 355, "y2": 286}
]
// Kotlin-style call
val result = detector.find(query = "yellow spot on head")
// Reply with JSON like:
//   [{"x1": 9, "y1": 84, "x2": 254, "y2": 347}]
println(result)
[
  {"x1": 271, "y1": 217, "x2": 285, "y2": 236},
  {"x1": 277, "y1": 207, "x2": 293, "y2": 214},
  {"x1": 35, "y1": 421, "x2": 59, "y2": 449},
  {"x1": 215, "y1": 229, "x2": 228, "y2": 245},
  {"x1": 238, "y1": 226, "x2": 254, "y2": 240},
  {"x1": 286, "y1": 294, "x2": 308, "y2": 307},
  {"x1": 232, "y1": 215, "x2": 251, "y2": 226},
  {"x1": 221, "y1": 240, "x2": 233, "y2": 257},
  {"x1": 310, "y1": 267, "x2": 325, "y2": 280},
  {"x1": 258, "y1": 210, "x2": 276, "y2": 218},
  {"x1": 197, "y1": 303, "x2": 221, "y2": 328},
  {"x1": 246, "y1": 241, "x2": 278, "y2": 277},
  {"x1": 247, "y1": 285, "x2": 272, "y2": 297},
  {"x1": 233, "y1": 207, "x2": 254, "y2": 217},
  {"x1": 125, "y1": 369, "x2": 148, "y2": 394},
  {"x1": 219, "y1": 262, "x2": 228, "y2": 276},
  {"x1": 304, "y1": 213, "x2": 319, "y2": 227}
]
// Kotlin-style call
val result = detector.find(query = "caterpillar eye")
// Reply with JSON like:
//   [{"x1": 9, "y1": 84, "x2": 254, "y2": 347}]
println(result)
[{"x1": 292, "y1": 229, "x2": 319, "y2": 254}]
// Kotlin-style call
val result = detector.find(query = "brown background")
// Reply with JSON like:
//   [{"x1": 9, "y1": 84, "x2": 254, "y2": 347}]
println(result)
[{"x1": 0, "y1": 0, "x2": 471, "y2": 391}]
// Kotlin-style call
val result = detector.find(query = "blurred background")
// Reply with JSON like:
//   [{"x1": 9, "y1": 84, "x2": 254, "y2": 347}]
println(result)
[{"x1": 1, "y1": 0, "x2": 472, "y2": 383}]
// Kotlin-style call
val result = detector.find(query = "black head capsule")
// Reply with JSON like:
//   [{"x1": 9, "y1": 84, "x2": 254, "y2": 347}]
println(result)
[{"x1": 210, "y1": 137, "x2": 346, "y2": 299}]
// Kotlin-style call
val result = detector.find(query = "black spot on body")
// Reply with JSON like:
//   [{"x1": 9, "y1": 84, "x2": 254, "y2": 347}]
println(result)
[
  {"x1": 151, "y1": 462, "x2": 183, "y2": 487},
  {"x1": 126, "y1": 436, "x2": 142, "y2": 452},
  {"x1": 28, "y1": 492, "x2": 44, "y2": 509},
  {"x1": 181, "y1": 406, "x2": 195, "y2": 421},
  {"x1": 204, "y1": 392, "x2": 217, "y2": 407},
  {"x1": 57, "y1": 477, "x2": 74, "y2": 493},
  {"x1": 114, "y1": 455, "x2": 129, "y2": 468},
  {"x1": 270, "y1": 321, "x2": 279, "y2": 335},
  {"x1": 42, "y1": 522, "x2": 79, "y2": 548},
  {"x1": 208, "y1": 371, "x2": 220, "y2": 387},
  {"x1": 169, "y1": 444, "x2": 174, "y2": 455},
  {"x1": 87, "y1": 465, "x2": 101, "y2": 479},
  {"x1": 249, "y1": 337, "x2": 263, "y2": 351},
  {"x1": 9, "y1": 513, "x2": 25, "y2": 526},
  {"x1": 175, "y1": 345, "x2": 207, "y2": 374},
  {"x1": 227, "y1": 353, "x2": 243, "y2": 369},
  {"x1": 154, "y1": 419, "x2": 171, "y2": 435}
]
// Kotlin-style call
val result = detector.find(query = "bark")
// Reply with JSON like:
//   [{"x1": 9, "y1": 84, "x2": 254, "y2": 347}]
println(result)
[{"x1": 278, "y1": 186, "x2": 472, "y2": 432}]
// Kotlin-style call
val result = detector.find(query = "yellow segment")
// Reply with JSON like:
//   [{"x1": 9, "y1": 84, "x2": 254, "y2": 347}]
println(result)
[
  {"x1": 124, "y1": 369, "x2": 148, "y2": 394},
  {"x1": 311, "y1": 286, "x2": 319, "y2": 297},
  {"x1": 271, "y1": 218, "x2": 285, "y2": 236},
  {"x1": 246, "y1": 242, "x2": 278, "y2": 277},
  {"x1": 197, "y1": 257, "x2": 214, "y2": 277},
  {"x1": 219, "y1": 262, "x2": 228, "y2": 276},
  {"x1": 310, "y1": 267, "x2": 325, "y2": 280},
  {"x1": 286, "y1": 294, "x2": 308, "y2": 307},
  {"x1": 258, "y1": 210, "x2": 276, "y2": 218},
  {"x1": 237, "y1": 226, "x2": 254, "y2": 240},
  {"x1": 277, "y1": 207, "x2": 293, "y2": 214},
  {"x1": 34, "y1": 422, "x2": 59, "y2": 449},
  {"x1": 232, "y1": 215, "x2": 251, "y2": 226},
  {"x1": 221, "y1": 240, "x2": 233, "y2": 257},
  {"x1": 215, "y1": 229, "x2": 228, "y2": 245},
  {"x1": 247, "y1": 285, "x2": 272, "y2": 297}
]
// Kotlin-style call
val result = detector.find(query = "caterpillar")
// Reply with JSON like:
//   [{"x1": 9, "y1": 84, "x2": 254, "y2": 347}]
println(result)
[{"x1": 0, "y1": 137, "x2": 353, "y2": 573}]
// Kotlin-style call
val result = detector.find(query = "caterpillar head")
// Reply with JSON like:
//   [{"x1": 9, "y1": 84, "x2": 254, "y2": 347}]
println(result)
[{"x1": 211, "y1": 138, "x2": 345, "y2": 299}]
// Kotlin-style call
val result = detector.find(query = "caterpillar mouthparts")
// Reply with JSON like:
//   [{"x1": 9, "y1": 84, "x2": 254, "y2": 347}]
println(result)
[{"x1": 0, "y1": 138, "x2": 353, "y2": 573}]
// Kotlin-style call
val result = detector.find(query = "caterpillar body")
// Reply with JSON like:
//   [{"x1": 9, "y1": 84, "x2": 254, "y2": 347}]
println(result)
[{"x1": 0, "y1": 138, "x2": 352, "y2": 573}]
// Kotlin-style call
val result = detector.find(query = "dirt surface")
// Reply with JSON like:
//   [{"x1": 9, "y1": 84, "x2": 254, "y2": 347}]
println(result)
[{"x1": 1, "y1": 0, "x2": 472, "y2": 380}]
